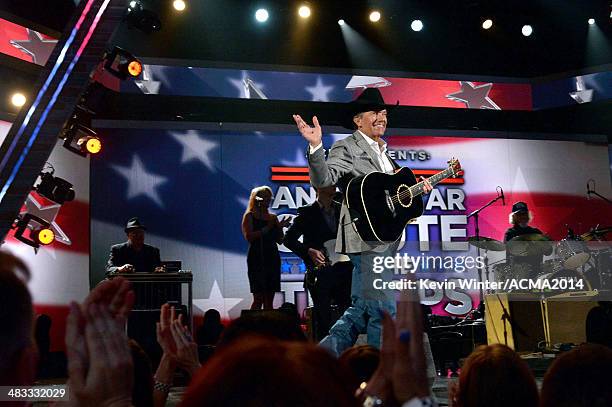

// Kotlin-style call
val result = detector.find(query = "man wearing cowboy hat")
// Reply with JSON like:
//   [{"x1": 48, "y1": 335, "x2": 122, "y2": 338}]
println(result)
[
  {"x1": 105, "y1": 217, "x2": 163, "y2": 274},
  {"x1": 293, "y1": 88, "x2": 433, "y2": 355}
]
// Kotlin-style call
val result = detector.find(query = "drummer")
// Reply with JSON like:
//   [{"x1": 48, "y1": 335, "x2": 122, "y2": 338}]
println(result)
[{"x1": 504, "y1": 202, "x2": 552, "y2": 278}]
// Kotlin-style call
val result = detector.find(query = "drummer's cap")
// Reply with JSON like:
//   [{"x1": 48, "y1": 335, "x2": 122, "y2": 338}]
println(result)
[{"x1": 511, "y1": 201, "x2": 529, "y2": 214}]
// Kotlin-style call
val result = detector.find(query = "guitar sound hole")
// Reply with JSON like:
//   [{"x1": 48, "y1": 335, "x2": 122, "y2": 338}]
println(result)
[{"x1": 397, "y1": 184, "x2": 412, "y2": 208}]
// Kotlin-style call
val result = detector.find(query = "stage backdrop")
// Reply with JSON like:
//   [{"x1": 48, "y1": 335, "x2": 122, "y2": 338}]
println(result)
[{"x1": 90, "y1": 129, "x2": 612, "y2": 319}]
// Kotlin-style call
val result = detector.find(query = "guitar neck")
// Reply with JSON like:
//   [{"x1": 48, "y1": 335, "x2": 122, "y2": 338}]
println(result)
[{"x1": 410, "y1": 167, "x2": 455, "y2": 197}]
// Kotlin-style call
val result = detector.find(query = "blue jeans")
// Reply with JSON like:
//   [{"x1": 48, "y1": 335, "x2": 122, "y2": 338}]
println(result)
[{"x1": 319, "y1": 250, "x2": 397, "y2": 356}]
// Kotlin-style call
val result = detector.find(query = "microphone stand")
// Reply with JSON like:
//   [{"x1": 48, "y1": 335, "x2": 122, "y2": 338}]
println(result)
[
  {"x1": 467, "y1": 192, "x2": 505, "y2": 309},
  {"x1": 587, "y1": 179, "x2": 612, "y2": 205}
]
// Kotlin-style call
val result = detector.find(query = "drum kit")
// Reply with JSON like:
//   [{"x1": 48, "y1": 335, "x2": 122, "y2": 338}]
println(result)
[{"x1": 468, "y1": 226, "x2": 612, "y2": 292}]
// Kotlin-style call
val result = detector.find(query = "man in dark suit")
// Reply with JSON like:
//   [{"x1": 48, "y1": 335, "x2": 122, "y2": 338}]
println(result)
[
  {"x1": 105, "y1": 217, "x2": 163, "y2": 274},
  {"x1": 284, "y1": 185, "x2": 352, "y2": 341}
]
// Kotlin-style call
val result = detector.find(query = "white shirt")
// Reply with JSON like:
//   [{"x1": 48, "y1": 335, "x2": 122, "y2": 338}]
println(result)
[
  {"x1": 356, "y1": 130, "x2": 395, "y2": 174},
  {"x1": 309, "y1": 131, "x2": 395, "y2": 174}
]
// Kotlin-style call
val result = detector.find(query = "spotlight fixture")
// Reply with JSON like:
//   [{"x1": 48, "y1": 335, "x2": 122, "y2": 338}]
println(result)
[
  {"x1": 588, "y1": 18, "x2": 595, "y2": 25},
  {"x1": 522, "y1": 24, "x2": 533, "y2": 37},
  {"x1": 60, "y1": 107, "x2": 101, "y2": 157},
  {"x1": 411, "y1": 19, "x2": 423, "y2": 31},
  {"x1": 11, "y1": 92, "x2": 26, "y2": 107},
  {"x1": 298, "y1": 5, "x2": 311, "y2": 19},
  {"x1": 255, "y1": 8, "x2": 269, "y2": 23},
  {"x1": 173, "y1": 0, "x2": 186, "y2": 11},
  {"x1": 338, "y1": 19, "x2": 345, "y2": 26},
  {"x1": 125, "y1": 0, "x2": 162, "y2": 33},
  {"x1": 35, "y1": 170, "x2": 75, "y2": 205},
  {"x1": 12, "y1": 213, "x2": 54, "y2": 249},
  {"x1": 482, "y1": 19, "x2": 493, "y2": 29},
  {"x1": 369, "y1": 11, "x2": 381, "y2": 22},
  {"x1": 103, "y1": 47, "x2": 142, "y2": 80}
]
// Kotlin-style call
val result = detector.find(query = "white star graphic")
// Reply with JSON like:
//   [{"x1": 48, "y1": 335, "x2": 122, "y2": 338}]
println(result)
[
  {"x1": 305, "y1": 76, "x2": 334, "y2": 102},
  {"x1": 569, "y1": 76, "x2": 593, "y2": 104},
  {"x1": 134, "y1": 64, "x2": 161, "y2": 94},
  {"x1": 10, "y1": 29, "x2": 58, "y2": 65},
  {"x1": 170, "y1": 130, "x2": 218, "y2": 172},
  {"x1": 228, "y1": 70, "x2": 266, "y2": 98},
  {"x1": 20, "y1": 193, "x2": 71, "y2": 246},
  {"x1": 446, "y1": 81, "x2": 501, "y2": 110},
  {"x1": 111, "y1": 155, "x2": 168, "y2": 207},
  {"x1": 193, "y1": 280, "x2": 243, "y2": 319}
]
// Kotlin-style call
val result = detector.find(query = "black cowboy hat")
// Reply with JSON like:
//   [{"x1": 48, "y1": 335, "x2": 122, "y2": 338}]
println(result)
[
  {"x1": 342, "y1": 87, "x2": 399, "y2": 129},
  {"x1": 125, "y1": 217, "x2": 147, "y2": 233}
]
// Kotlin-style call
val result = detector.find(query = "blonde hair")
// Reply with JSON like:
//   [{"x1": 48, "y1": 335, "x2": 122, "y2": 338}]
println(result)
[
  {"x1": 509, "y1": 211, "x2": 533, "y2": 225},
  {"x1": 244, "y1": 186, "x2": 273, "y2": 217}
]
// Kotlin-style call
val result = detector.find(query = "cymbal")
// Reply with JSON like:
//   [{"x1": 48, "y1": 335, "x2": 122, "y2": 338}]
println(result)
[
  {"x1": 509, "y1": 233, "x2": 551, "y2": 242},
  {"x1": 580, "y1": 227, "x2": 612, "y2": 241},
  {"x1": 507, "y1": 234, "x2": 552, "y2": 256},
  {"x1": 467, "y1": 236, "x2": 506, "y2": 251}
]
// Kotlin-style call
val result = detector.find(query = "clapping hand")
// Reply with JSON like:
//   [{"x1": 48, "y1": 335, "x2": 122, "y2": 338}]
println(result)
[
  {"x1": 279, "y1": 216, "x2": 292, "y2": 228},
  {"x1": 156, "y1": 303, "x2": 201, "y2": 376},
  {"x1": 361, "y1": 287, "x2": 429, "y2": 405},
  {"x1": 293, "y1": 114, "x2": 322, "y2": 147},
  {"x1": 66, "y1": 303, "x2": 133, "y2": 407}
]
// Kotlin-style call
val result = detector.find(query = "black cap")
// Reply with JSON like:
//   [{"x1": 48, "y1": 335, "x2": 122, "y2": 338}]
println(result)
[
  {"x1": 511, "y1": 201, "x2": 529, "y2": 214},
  {"x1": 125, "y1": 217, "x2": 147, "y2": 233}
]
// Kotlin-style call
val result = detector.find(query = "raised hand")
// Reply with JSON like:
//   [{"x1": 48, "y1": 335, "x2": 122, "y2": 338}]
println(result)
[
  {"x1": 170, "y1": 315, "x2": 201, "y2": 376},
  {"x1": 83, "y1": 277, "x2": 134, "y2": 320},
  {"x1": 66, "y1": 302, "x2": 133, "y2": 407},
  {"x1": 156, "y1": 303, "x2": 178, "y2": 355},
  {"x1": 292, "y1": 114, "x2": 322, "y2": 147}
]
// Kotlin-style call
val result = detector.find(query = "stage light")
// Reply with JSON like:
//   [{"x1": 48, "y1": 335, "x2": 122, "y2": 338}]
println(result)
[
  {"x1": 588, "y1": 18, "x2": 595, "y2": 25},
  {"x1": 411, "y1": 19, "x2": 423, "y2": 31},
  {"x1": 298, "y1": 5, "x2": 311, "y2": 19},
  {"x1": 338, "y1": 19, "x2": 345, "y2": 26},
  {"x1": 78, "y1": 136, "x2": 102, "y2": 155},
  {"x1": 11, "y1": 92, "x2": 26, "y2": 107},
  {"x1": 127, "y1": 60, "x2": 142, "y2": 77},
  {"x1": 482, "y1": 19, "x2": 493, "y2": 29},
  {"x1": 12, "y1": 213, "x2": 53, "y2": 250},
  {"x1": 35, "y1": 171, "x2": 75, "y2": 205},
  {"x1": 255, "y1": 8, "x2": 269, "y2": 23},
  {"x1": 522, "y1": 25, "x2": 533, "y2": 37},
  {"x1": 33, "y1": 227, "x2": 55, "y2": 246},
  {"x1": 173, "y1": 0, "x2": 186, "y2": 11},
  {"x1": 104, "y1": 47, "x2": 142, "y2": 80},
  {"x1": 369, "y1": 11, "x2": 381, "y2": 23},
  {"x1": 125, "y1": 0, "x2": 161, "y2": 33},
  {"x1": 60, "y1": 106, "x2": 101, "y2": 157}
]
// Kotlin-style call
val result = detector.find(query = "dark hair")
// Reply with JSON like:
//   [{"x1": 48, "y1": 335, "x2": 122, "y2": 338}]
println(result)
[
  {"x1": 217, "y1": 310, "x2": 306, "y2": 348},
  {"x1": 128, "y1": 340, "x2": 154, "y2": 407},
  {"x1": 0, "y1": 252, "x2": 33, "y2": 384},
  {"x1": 338, "y1": 345, "x2": 380, "y2": 389},
  {"x1": 455, "y1": 344, "x2": 538, "y2": 407},
  {"x1": 196, "y1": 309, "x2": 224, "y2": 346},
  {"x1": 540, "y1": 344, "x2": 612, "y2": 407},
  {"x1": 180, "y1": 337, "x2": 358, "y2": 407}
]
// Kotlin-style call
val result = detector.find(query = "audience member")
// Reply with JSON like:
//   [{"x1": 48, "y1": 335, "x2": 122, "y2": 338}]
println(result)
[
  {"x1": 0, "y1": 251, "x2": 36, "y2": 393},
  {"x1": 540, "y1": 343, "x2": 612, "y2": 407},
  {"x1": 448, "y1": 344, "x2": 538, "y2": 407},
  {"x1": 180, "y1": 336, "x2": 358, "y2": 407},
  {"x1": 338, "y1": 345, "x2": 380, "y2": 390},
  {"x1": 153, "y1": 303, "x2": 202, "y2": 407},
  {"x1": 585, "y1": 301, "x2": 612, "y2": 348},
  {"x1": 129, "y1": 340, "x2": 154, "y2": 407},
  {"x1": 217, "y1": 310, "x2": 306, "y2": 348},
  {"x1": 196, "y1": 309, "x2": 224, "y2": 346}
]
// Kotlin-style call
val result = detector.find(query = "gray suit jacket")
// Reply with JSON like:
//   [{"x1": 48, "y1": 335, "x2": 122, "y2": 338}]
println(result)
[{"x1": 308, "y1": 131, "x2": 400, "y2": 254}]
